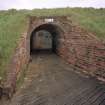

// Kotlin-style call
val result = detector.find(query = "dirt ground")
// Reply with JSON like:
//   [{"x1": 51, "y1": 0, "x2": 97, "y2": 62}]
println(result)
[{"x1": 1, "y1": 52, "x2": 105, "y2": 105}]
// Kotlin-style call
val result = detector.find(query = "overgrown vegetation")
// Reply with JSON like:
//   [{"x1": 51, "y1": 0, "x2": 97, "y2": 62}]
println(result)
[
  {"x1": 0, "y1": 8, "x2": 105, "y2": 79},
  {"x1": 0, "y1": 10, "x2": 27, "y2": 78}
]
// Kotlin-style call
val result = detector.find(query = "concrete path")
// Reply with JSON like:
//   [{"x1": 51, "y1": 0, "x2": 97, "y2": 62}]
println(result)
[{"x1": 5, "y1": 53, "x2": 105, "y2": 105}]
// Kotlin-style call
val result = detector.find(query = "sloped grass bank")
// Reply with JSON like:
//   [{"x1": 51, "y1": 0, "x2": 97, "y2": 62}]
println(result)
[
  {"x1": 0, "y1": 11, "x2": 27, "y2": 78},
  {"x1": 69, "y1": 8, "x2": 105, "y2": 40}
]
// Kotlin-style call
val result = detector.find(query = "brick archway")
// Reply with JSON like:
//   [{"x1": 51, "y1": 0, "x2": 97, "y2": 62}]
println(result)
[
  {"x1": 30, "y1": 23, "x2": 64, "y2": 54},
  {"x1": 27, "y1": 16, "x2": 105, "y2": 74}
]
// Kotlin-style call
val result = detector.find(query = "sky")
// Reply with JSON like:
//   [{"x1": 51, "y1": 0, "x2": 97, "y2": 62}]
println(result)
[{"x1": 0, "y1": 0, "x2": 105, "y2": 10}]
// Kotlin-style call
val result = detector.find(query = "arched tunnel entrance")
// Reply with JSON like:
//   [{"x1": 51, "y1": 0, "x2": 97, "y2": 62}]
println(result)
[{"x1": 30, "y1": 23, "x2": 63, "y2": 54}]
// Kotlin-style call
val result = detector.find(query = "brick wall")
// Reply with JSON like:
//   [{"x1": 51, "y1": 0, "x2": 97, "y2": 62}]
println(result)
[
  {"x1": 57, "y1": 25, "x2": 105, "y2": 78},
  {"x1": 3, "y1": 32, "x2": 30, "y2": 98}
]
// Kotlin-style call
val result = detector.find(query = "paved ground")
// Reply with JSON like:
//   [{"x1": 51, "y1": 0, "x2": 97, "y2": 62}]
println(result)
[{"x1": 2, "y1": 52, "x2": 105, "y2": 105}]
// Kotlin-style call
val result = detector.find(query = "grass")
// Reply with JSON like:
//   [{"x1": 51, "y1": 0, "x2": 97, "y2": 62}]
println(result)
[
  {"x1": 68, "y1": 8, "x2": 105, "y2": 39},
  {"x1": 0, "y1": 8, "x2": 105, "y2": 79},
  {"x1": 0, "y1": 10, "x2": 27, "y2": 78}
]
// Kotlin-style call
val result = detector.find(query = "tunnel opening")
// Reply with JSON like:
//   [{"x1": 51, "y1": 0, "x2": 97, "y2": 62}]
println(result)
[
  {"x1": 31, "y1": 30, "x2": 53, "y2": 53},
  {"x1": 30, "y1": 23, "x2": 63, "y2": 55}
]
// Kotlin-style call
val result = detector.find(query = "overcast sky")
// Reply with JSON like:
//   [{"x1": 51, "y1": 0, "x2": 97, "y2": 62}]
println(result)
[{"x1": 0, "y1": 0, "x2": 105, "y2": 10}]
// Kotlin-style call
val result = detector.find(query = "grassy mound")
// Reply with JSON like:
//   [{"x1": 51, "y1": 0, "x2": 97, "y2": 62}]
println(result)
[{"x1": 0, "y1": 8, "x2": 105, "y2": 79}]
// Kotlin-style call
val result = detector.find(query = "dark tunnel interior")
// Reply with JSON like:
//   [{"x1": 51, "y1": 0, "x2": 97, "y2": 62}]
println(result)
[{"x1": 30, "y1": 24, "x2": 63, "y2": 54}]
